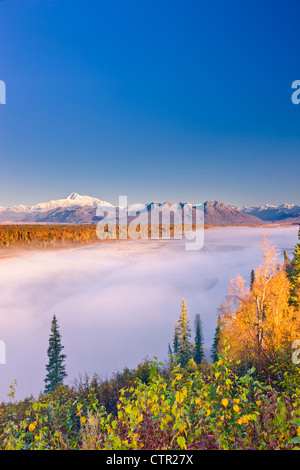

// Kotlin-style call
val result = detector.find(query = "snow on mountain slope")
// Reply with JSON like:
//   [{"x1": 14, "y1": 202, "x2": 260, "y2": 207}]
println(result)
[
  {"x1": 0, "y1": 194, "x2": 298, "y2": 225},
  {"x1": 237, "y1": 203, "x2": 296, "y2": 213},
  {"x1": 2, "y1": 193, "x2": 113, "y2": 213},
  {"x1": 234, "y1": 203, "x2": 300, "y2": 221},
  {"x1": 31, "y1": 194, "x2": 113, "y2": 212}
]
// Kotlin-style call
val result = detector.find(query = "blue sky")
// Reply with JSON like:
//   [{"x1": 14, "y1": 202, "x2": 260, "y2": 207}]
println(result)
[{"x1": 0, "y1": 0, "x2": 299, "y2": 207}]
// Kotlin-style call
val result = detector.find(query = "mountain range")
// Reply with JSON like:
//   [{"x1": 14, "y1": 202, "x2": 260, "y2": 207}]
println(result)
[
  {"x1": 0, "y1": 193, "x2": 299, "y2": 226},
  {"x1": 233, "y1": 204, "x2": 300, "y2": 224}
]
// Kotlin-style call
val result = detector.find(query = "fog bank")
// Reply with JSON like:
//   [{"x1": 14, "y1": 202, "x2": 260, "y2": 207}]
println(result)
[{"x1": 0, "y1": 226, "x2": 298, "y2": 400}]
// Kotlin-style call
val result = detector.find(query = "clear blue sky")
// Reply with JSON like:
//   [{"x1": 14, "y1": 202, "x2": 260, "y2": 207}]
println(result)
[{"x1": 0, "y1": 0, "x2": 299, "y2": 207}]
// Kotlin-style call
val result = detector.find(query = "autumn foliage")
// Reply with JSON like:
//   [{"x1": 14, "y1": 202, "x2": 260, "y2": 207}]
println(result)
[
  {"x1": 0, "y1": 225, "x2": 101, "y2": 249},
  {"x1": 217, "y1": 238, "x2": 300, "y2": 372}
]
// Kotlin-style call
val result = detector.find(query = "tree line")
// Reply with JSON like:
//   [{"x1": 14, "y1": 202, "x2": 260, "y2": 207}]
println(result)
[{"x1": 0, "y1": 225, "x2": 101, "y2": 248}]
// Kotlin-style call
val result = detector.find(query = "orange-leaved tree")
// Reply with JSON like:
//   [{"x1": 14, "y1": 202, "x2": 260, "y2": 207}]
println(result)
[{"x1": 217, "y1": 237, "x2": 300, "y2": 371}]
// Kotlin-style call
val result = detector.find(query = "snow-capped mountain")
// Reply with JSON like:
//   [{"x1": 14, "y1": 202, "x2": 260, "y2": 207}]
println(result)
[
  {"x1": 234, "y1": 203, "x2": 300, "y2": 222},
  {"x1": 204, "y1": 200, "x2": 263, "y2": 225},
  {"x1": 0, "y1": 193, "x2": 115, "y2": 223},
  {"x1": 3, "y1": 192, "x2": 113, "y2": 213},
  {"x1": 0, "y1": 194, "x2": 298, "y2": 225}
]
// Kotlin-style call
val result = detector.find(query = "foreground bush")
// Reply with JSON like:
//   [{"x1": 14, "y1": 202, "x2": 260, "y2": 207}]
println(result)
[{"x1": 0, "y1": 350, "x2": 299, "y2": 450}]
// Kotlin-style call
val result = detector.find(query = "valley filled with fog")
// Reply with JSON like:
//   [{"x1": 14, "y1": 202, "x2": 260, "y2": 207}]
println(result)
[{"x1": 0, "y1": 225, "x2": 298, "y2": 401}]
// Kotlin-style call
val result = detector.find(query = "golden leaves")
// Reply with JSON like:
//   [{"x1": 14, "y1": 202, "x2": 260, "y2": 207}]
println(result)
[
  {"x1": 28, "y1": 422, "x2": 37, "y2": 432},
  {"x1": 221, "y1": 398, "x2": 228, "y2": 408},
  {"x1": 233, "y1": 405, "x2": 240, "y2": 413}
]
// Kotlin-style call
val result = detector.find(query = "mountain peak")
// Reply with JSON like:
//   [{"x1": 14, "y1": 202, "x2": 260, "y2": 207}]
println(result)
[{"x1": 66, "y1": 192, "x2": 81, "y2": 200}]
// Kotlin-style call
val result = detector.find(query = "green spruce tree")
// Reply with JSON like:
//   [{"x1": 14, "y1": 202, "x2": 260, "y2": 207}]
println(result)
[
  {"x1": 173, "y1": 320, "x2": 179, "y2": 357},
  {"x1": 211, "y1": 317, "x2": 221, "y2": 363},
  {"x1": 250, "y1": 269, "x2": 255, "y2": 290},
  {"x1": 44, "y1": 315, "x2": 67, "y2": 394},
  {"x1": 168, "y1": 343, "x2": 173, "y2": 362},
  {"x1": 287, "y1": 228, "x2": 300, "y2": 308},
  {"x1": 177, "y1": 299, "x2": 193, "y2": 367},
  {"x1": 193, "y1": 314, "x2": 205, "y2": 365}
]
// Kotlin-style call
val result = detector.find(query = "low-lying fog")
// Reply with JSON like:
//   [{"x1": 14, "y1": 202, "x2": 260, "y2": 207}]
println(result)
[{"x1": 0, "y1": 226, "x2": 298, "y2": 400}]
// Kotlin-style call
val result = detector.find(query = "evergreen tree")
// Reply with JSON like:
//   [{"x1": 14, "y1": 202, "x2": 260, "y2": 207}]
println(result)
[
  {"x1": 44, "y1": 315, "x2": 67, "y2": 394},
  {"x1": 211, "y1": 317, "x2": 221, "y2": 363},
  {"x1": 288, "y1": 228, "x2": 300, "y2": 308},
  {"x1": 168, "y1": 343, "x2": 173, "y2": 362},
  {"x1": 284, "y1": 250, "x2": 291, "y2": 278},
  {"x1": 173, "y1": 321, "x2": 179, "y2": 357},
  {"x1": 177, "y1": 299, "x2": 193, "y2": 367},
  {"x1": 250, "y1": 269, "x2": 255, "y2": 290},
  {"x1": 193, "y1": 314, "x2": 205, "y2": 365}
]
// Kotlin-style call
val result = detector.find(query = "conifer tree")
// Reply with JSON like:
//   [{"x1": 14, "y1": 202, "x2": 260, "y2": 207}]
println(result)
[
  {"x1": 288, "y1": 229, "x2": 300, "y2": 308},
  {"x1": 211, "y1": 317, "x2": 221, "y2": 363},
  {"x1": 168, "y1": 343, "x2": 173, "y2": 362},
  {"x1": 250, "y1": 269, "x2": 255, "y2": 290},
  {"x1": 177, "y1": 299, "x2": 193, "y2": 367},
  {"x1": 44, "y1": 315, "x2": 67, "y2": 394},
  {"x1": 173, "y1": 320, "x2": 179, "y2": 357},
  {"x1": 284, "y1": 250, "x2": 291, "y2": 279},
  {"x1": 284, "y1": 250, "x2": 289, "y2": 266},
  {"x1": 193, "y1": 314, "x2": 205, "y2": 365}
]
